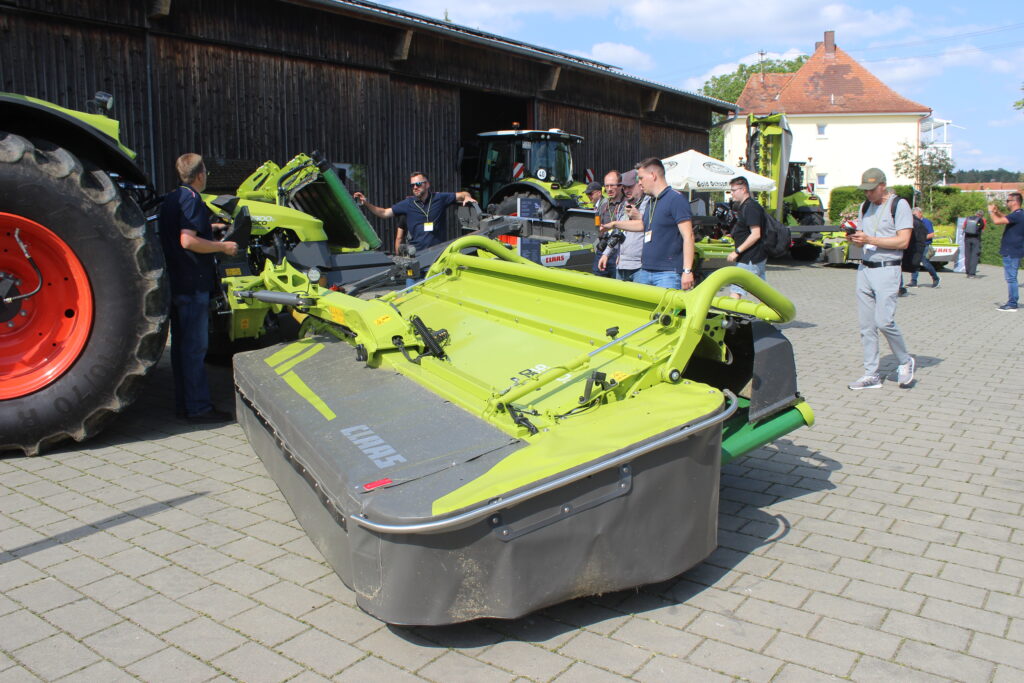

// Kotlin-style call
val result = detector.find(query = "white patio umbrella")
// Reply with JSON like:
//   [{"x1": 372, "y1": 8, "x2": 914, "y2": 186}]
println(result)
[{"x1": 661, "y1": 150, "x2": 775, "y2": 193}]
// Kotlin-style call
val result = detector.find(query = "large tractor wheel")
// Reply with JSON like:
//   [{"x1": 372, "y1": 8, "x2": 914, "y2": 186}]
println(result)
[{"x1": 0, "y1": 133, "x2": 167, "y2": 456}]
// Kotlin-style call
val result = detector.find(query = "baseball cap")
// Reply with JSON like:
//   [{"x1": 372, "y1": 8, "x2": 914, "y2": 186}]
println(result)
[
  {"x1": 858, "y1": 168, "x2": 886, "y2": 190},
  {"x1": 585, "y1": 181, "x2": 602, "y2": 193},
  {"x1": 620, "y1": 169, "x2": 638, "y2": 187}
]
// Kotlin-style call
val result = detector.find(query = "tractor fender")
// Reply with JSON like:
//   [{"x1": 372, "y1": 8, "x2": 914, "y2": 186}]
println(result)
[
  {"x1": 0, "y1": 94, "x2": 147, "y2": 184},
  {"x1": 491, "y1": 182, "x2": 578, "y2": 211}
]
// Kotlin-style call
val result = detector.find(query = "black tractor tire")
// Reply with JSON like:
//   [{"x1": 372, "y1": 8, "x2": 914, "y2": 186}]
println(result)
[
  {"x1": 0, "y1": 132, "x2": 167, "y2": 456},
  {"x1": 789, "y1": 212, "x2": 824, "y2": 261}
]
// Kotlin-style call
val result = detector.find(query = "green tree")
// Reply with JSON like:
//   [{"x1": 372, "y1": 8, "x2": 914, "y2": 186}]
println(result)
[
  {"x1": 892, "y1": 141, "x2": 955, "y2": 211},
  {"x1": 1014, "y1": 83, "x2": 1022, "y2": 110},
  {"x1": 699, "y1": 55, "x2": 808, "y2": 159}
]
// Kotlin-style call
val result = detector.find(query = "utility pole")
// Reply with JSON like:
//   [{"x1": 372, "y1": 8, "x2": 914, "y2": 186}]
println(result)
[{"x1": 758, "y1": 50, "x2": 767, "y2": 84}]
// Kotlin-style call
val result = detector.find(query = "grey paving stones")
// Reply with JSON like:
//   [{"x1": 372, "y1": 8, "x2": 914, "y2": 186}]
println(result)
[{"x1": 2, "y1": 261, "x2": 1024, "y2": 680}]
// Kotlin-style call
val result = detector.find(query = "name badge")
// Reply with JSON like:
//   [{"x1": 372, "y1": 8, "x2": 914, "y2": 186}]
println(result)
[
  {"x1": 863, "y1": 244, "x2": 876, "y2": 253},
  {"x1": 644, "y1": 230, "x2": 652, "y2": 243},
  {"x1": 424, "y1": 222, "x2": 434, "y2": 232}
]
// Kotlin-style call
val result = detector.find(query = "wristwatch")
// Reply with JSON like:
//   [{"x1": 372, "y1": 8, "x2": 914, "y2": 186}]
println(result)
[{"x1": 682, "y1": 268, "x2": 693, "y2": 274}]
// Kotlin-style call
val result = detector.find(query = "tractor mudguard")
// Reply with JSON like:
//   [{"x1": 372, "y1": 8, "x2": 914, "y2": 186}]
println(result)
[{"x1": 0, "y1": 93, "x2": 147, "y2": 184}]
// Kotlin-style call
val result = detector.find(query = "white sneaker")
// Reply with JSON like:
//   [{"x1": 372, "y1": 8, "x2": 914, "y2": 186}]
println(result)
[
  {"x1": 897, "y1": 356, "x2": 915, "y2": 388},
  {"x1": 848, "y1": 374, "x2": 882, "y2": 390}
]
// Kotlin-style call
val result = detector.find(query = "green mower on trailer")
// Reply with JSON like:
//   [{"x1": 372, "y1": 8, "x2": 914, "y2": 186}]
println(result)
[
  {"x1": 745, "y1": 113, "x2": 827, "y2": 259},
  {"x1": 226, "y1": 236, "x2": 814, "y2": 624}
]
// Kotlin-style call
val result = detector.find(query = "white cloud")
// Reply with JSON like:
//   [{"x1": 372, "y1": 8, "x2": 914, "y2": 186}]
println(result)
[
  {"x1": 581, "y1": 43, "x2": 655, "y2": 72},
  {"x1": 987, "y1": 116, "x2": 1024, "y2": 129},
  {"x1": 681, "y1": 49, "x2": 806, "y2": 92},
  {"x1": 620, "y1": 1, "x2": 912, "y2": 44}
]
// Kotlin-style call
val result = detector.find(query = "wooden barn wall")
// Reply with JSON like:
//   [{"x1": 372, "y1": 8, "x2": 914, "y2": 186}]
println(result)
[
  {"x1": 0, "y1": 11, "x2": 154, "y2": 170},
  {"x1": 2, "y1": 0, "x2": 716, "y2": 245},
  {"x1": 537, "y1": 102, "x2": 708, "y2": 181}
]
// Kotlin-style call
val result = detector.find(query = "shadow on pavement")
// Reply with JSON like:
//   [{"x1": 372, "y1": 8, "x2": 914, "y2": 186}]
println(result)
[{"x1": 0, "y1": 492, "x2": 207, "y2": 564}]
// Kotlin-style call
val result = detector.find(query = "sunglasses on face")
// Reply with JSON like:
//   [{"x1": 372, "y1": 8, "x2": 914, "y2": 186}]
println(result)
[{"x1": 410, "y1": 181, "x2": 427, "y2": 188}]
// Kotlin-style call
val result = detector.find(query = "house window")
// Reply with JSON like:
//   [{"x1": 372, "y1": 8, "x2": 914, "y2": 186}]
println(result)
[
  {"x1": 817, "y1": 174, "x2": 828, "y2": 187},
  {"x1": 816, "y1": 124, "x2": 827, "y2": 136}
]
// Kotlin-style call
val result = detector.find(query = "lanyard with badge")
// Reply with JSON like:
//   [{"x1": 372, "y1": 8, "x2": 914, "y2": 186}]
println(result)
[
  {"x1": 415, "y1": 194, "x2": 434, "y2": 232},
  {"x1": 863, "y1": 196, "x2": 888, "y2": 254},
  {"x1": 644, "y1": 195, "x2": 658, "y2": 243}
]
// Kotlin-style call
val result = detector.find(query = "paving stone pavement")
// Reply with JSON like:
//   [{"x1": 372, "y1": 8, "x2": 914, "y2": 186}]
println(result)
[{"x1": 2, "y1": 260, "x2": 1023, "y2": 682}]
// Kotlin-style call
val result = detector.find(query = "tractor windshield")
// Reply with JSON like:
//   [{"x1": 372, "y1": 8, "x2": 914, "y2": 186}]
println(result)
[{"x1": 530, "y1": 140, "x2": 574, "y2": 184}]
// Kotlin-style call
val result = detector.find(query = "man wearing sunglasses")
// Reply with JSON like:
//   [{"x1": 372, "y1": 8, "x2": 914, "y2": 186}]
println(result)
[{"x1": 354, "y1": 172, "x2": 477, "y2": 255}]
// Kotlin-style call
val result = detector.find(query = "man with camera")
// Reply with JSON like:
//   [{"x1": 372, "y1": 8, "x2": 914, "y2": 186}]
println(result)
[
  {"x1": 598, "y1": 169, "x2": 646, "y2": 281},
  {"x1": 725, "y1": 176, "x2": 767, "y2": 299},
  {"x1": 987, "y1": 191, "x2": 1024, "y2": 311},
  {"x1": 592, "y1": 171, "x2": 626, "y2": 278},
  {"x1": 846, "y1": 168, "x2": 915, "y2": 390}
]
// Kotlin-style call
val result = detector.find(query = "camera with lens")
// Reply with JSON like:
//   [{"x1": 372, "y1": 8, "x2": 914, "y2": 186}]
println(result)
[
  {"x1": 713, "y1": 201, "x2": 739, "y2": 229},
  {"x1": 596, "y1": 229, "x2": 626, "y2": 252}
]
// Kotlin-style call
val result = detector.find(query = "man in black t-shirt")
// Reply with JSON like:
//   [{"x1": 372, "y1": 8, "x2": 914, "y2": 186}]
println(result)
[
  {"x1": 158, "y1": 153, "x2": 238, "y2": 423},
  {"x1": 726, "y1": 176, "x2": 768, "y2": 299},
  {"x1": 354, "y1": 171, "x2": 477, "y2": 254}
]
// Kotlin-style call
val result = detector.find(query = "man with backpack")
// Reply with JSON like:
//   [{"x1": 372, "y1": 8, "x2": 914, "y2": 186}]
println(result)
[
  {"x1": 847, "y1": 168, "x2": 915, "y2": 390},
  {"x1": 908, "y1": 207, "x2": 940, "y2": 288},
  {"x1": 963, "y1": 209, "x2": 986, "y2": 278},
  {"x1": 725, "y1": 176, "x2": 767, "y2": 299}
]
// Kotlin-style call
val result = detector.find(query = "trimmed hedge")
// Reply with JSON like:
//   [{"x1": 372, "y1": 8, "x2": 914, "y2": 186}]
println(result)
[{"x1": 827, "y1": 186, "x2": 862, "y2": 222}]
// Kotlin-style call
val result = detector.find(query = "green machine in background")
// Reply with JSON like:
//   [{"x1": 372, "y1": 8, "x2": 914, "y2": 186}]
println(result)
[
  {"x1": 745, "y1": 113, "x2": 827, "y2": 260},
  {"x1": 226, "y1": 236, "x2": 814, "y2": 625}
]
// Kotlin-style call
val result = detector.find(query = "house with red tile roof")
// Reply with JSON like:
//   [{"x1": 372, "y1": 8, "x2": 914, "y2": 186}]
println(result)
[{"x1": 723, "y1": 31, "x2": 931, "y2": 211}]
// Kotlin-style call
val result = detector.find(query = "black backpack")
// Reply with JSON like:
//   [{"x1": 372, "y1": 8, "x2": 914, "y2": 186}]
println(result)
[
  {"x1": 860, "y1": 197, "x2": 920, "y2": 271},
  {"x1": 761, "y1": 210, "x2": 792, "y2": 259}
]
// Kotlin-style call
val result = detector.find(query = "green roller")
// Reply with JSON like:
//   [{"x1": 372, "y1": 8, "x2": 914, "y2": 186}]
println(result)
[
  {"x1": 320, "y1": 165, "x2": 381, "y2": 250},
  {"x1": 721, "y1": 398, "x2": 815, "y2": 465}
]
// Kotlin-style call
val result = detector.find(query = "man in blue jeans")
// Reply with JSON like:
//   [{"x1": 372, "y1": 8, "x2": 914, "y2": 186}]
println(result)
[
  {"x1": 158, "y1": 154, "x2": 238, "y2": 422},
  {"x1": 611, "y1": 158, "x2": 694, "y2": 289},
  {"x1": 908, "y1": 207, "x2": 940, "y2": 288},
  {"x1": 988, "y1": 191, "x2": 1024, "y2": 311}
]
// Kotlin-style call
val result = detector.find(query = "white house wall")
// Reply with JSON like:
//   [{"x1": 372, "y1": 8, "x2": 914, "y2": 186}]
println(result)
[{"x1": 723, "y1": 113, "x2": 925, "y2": 211}]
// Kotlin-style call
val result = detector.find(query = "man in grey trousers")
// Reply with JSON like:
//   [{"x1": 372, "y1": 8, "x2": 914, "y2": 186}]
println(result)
[{"x1": 847, "y1": 168, "x2": 916, "y2": 390}]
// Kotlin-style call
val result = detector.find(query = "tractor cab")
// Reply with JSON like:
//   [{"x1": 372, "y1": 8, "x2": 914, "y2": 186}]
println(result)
[{"x1": 476, "y1": 129, "x2": 583, "y2": 207}]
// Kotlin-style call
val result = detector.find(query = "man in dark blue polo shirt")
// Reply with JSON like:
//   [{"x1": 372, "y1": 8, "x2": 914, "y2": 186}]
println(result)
[
  {"x1": 158, "y1": 153, "x2": 238, "y2": 423},
  {"x1": 988, "y1": 191, "x2": 1024, "y2": 311},
  {"x1": 612, "y1": 158, "x2": 695, "y2": 289},
  {"x1": 354, "y1": 171, "x2": 477, "y2": 254}
]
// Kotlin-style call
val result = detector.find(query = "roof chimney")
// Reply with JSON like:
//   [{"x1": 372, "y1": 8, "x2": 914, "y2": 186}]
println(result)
[
  {"x1": 824, "y1": 30, "x2": 835, "y2": 54},
  {"x1": 815, "y1": 41, "x2": 823, "y2": 51}
]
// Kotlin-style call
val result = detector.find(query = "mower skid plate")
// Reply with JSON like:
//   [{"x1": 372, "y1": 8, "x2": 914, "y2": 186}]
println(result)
[{"x1": 234, "y1": 337, "x2": 724, "y2": 625}]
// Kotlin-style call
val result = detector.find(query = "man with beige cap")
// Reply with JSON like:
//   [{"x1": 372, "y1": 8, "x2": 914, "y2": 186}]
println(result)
[{"x1": 847, "y1": 168, "x2": 916, "y2": 390}]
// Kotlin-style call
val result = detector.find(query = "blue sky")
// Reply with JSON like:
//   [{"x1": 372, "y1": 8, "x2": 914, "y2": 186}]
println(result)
[{"x1": 380, "y1": 0, "x2": 1024, "y2": 172}]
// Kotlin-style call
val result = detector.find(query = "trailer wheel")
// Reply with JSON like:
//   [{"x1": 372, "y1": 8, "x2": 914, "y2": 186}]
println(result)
[{"x1": 0, "y1": 133, "x2": 167, "y2": 456}]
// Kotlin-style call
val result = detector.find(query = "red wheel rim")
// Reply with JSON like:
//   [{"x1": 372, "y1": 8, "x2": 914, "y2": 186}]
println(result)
[{"x1": 0, "y1": 213, "x2": 93, "y2": 399}]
